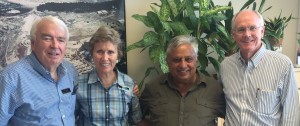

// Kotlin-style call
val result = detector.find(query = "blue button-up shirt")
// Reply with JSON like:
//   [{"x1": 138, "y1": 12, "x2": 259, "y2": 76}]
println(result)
[{"x1": 0, "y1": 53, "x2": 78, "y2": 126}]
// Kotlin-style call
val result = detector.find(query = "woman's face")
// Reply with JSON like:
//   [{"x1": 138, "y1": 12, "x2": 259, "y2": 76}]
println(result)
[{"x1": 92, "y1": 41, "x2": 118, "y2": 74}]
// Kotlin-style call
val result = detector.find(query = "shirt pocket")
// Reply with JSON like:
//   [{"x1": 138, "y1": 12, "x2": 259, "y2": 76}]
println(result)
[
  {"x1": 196, "y1": 98, "x2": 220, "y2": 124},
  {"x1": 256, "y1": 89, "x2": 280, "y2": 114}
]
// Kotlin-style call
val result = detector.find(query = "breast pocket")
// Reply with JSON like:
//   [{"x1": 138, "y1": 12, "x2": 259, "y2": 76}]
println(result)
[
  {"x1": 196, "y1": 98, "x2": 220, "y2": 125},
  {"x1": 256, "y1": 89, "x2": 280, "y2": 114}
]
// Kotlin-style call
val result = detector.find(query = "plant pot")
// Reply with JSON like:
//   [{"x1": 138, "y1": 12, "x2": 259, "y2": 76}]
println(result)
[{"x1": 268, "y1": 37, "x2": 283, "y2": 47}]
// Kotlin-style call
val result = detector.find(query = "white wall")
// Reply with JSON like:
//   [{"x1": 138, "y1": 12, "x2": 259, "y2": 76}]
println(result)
[{"x1": 125, "y1": 0, "x2": 299, "y2": 83}]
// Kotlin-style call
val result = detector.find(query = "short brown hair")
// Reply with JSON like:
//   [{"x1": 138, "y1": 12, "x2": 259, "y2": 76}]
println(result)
[{"x1": 89, "y1": 26, "x2": 123, "y2": 59}]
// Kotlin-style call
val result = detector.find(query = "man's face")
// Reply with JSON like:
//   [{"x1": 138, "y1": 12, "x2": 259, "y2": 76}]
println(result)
[
  {"x1": 31, "y1": 20, "x2": 67, "y2": 71},
  {"x1": 232, "y1": 11, "x2": 264, "y2": 56},
  {"x1": 167, "y1": 44, "x2": 198, "y2": 83}
]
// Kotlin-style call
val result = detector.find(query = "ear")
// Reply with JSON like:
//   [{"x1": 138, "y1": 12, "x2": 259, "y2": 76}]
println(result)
[
  {"x1": 166, "y1": 56, "x2": 170, "y2": 66},
  {"x1": 31, "y1": 40, "x2": 35, "y2": 50},
  {"x1": 260, "y1": 26, "x2": 265, "y2": 36}
]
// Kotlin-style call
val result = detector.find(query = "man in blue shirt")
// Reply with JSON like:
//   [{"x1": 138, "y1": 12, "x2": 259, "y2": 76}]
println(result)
[{"x1": 0, "y1": 15, "x2": 78, "y2": 126}]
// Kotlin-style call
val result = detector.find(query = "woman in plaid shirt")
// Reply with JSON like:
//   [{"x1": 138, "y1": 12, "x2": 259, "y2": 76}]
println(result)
[{"x1": 75, "y1": 26, "x2": 142, "y2": 126}]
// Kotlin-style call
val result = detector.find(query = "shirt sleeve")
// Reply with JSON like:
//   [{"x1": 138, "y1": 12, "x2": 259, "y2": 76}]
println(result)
[
  {"x1": 279, "y1": 64, "x2": 299, "y2": 126},
  {"x1": 139, "y1": 82, "x2": 151, "y2": 119},
  {"x1": 0, "y1": 73, "x2": 16, "y2": 125},
  {"x1": 128, "y1": 95, "x2": 142, "y2": 124}
]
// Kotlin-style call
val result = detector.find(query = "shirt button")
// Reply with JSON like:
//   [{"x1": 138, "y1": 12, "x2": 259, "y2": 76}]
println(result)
[
  {"x1": 62, "y1": 115, "x2": 65, "y2": 118},
  {"x1": 106, "y1": 118, "x2": 109, "y2": 121}
]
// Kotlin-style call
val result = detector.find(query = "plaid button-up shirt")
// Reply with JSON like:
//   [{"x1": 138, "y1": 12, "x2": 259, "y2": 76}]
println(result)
[{"x1": 75, "y1": 69, "x2": 141, "y2": 126}]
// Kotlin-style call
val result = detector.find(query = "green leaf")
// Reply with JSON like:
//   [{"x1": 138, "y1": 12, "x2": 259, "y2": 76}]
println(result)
[
  {"x1": 159, "y1": 0, "x2": 171, "y2": 21},
  {"x1": 185, "y1": 0, "x2": 198, "y2": 27},
  {"x1": 252, "y1": 2, "x2": 256, "y2": 11},
  {"x1": 147, "y1": 11, "x2": 164, "y2": 33},
  {"x1": 216, "y1": 23, "x2": 230, "y2": 39},
  {"x1": 150, "y1": 5, "x2": 159, "y2": 14},
  {"x1": 127, "y1": 31, "x2": 159, "y2": 52},
  {"x1": 200, "y1": 69, "x2": 211, "y2": 77},
  {"x1": 261, "y1": 6, "x2": 272, "y2": 14},
  {"x1": 198, "y1": 52, "x2": 208, "y2": 68},
  {"x1": 149, "y1": 45, "x2": 164, "y2": 63},
  {"x1": 203, "y1": 6, "x2": 232, "y2": 16},
  {"x1": 208, "y1": 56, "x2": 220, "y2": 73},
  {"x1": 200, "y1": 0, "x2": 210, "y2": 10},
  {"x1": 167, "y1": 0, "x2": 178, "y2": 17},
  {"x1": 198, "y1": 39, "x2": 208, "y2": 54},
  {"x1": 169, "y1": 22, "x2": 193, "y2": 35},
  {"x1": 199, "y1": 16, "x2": 211, "y2": 32},
  {"x1": 257, "y1": 0, "x2": 265, "y2": 13},
  {"x1": 161, "y1": 21, "x2": 172, "y2": 32},
  {"x1": 132, "y1": 14, "x2": 154, "y2": 28},
  {"x1": 224, "y1": 2, "x2": 233, "y2": 31},
  {"x1": 159, "y1": 52, "x2": 169, "y2": 73},
  {"x1": 240, "y1": 0, "x2": 255, "y2": 11},
  {"x1": 262, "y1": 37, "x2": 273, "y2": 50}
]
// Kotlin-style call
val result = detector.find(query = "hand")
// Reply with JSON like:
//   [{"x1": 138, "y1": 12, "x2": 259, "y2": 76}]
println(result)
[
  {"x1": 136, "y1": 119, "x2": 152, "y2": 126},
  {"x1": 133, "y1": 81, "x2": 140, "y2": 97}
]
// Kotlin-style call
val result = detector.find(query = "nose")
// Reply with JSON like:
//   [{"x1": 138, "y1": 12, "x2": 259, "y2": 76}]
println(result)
[
  {"x1": 242, "y1": 29, "x2": 253, "y2": 38},
  {"x1": 178, "y1": 59, "x2": 187, "y2": 68},
  {"x1": 50, "y1": 39, "x2": 59, "y2": 48},
  {"x1": 101, "y1": 52, "x2": 109, "y2": 60}
]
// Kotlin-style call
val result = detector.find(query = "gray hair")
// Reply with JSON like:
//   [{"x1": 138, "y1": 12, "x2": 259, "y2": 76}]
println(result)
[
  {"x1": 30, "y1": 15, "x2": 69, "y2": 42},
  {"x1": 166, "y1": 35, "x2": 198, "y2": 57},
  {"x1": 231, "y1": 10, "x2": 264, "y2": 30}
]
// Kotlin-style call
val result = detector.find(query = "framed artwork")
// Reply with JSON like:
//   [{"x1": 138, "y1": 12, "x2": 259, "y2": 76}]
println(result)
[{"x1": 0, "y1": 0, "x2": 127, "y2": 74}]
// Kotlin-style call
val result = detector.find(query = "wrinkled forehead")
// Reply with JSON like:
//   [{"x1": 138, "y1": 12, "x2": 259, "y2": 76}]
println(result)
[
  {"x1": 167, "y1": 44, "x2": 197, "y2": 58},
  {"x1": 37, "y1": 20, "x2": 67, "y2": 36}
]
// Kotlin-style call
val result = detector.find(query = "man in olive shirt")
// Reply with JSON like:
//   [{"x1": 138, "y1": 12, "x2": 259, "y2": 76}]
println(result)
[{"x1": 138, "y1": 35, "x2": 226, "y2": 126}]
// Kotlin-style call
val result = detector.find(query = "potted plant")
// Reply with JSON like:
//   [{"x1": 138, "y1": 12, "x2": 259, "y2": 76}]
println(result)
[
  {"x1": 263, "y1": 11, "x2": 292, "y2": 51},
  {"x1": 126, "y1": 0, "x2": 232, "y2": 86}
]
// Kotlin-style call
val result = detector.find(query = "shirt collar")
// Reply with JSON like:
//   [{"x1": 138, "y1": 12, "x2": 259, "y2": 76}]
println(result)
[
  {"x1": 87, "y1": 68, "x2": 125, "y2": 87},
  {"x1": 160, "y1": 70, "x2": 207, "y2": 89},
  {"x1": 238, "y1": 44, "x2": 266, "y2": 68}
]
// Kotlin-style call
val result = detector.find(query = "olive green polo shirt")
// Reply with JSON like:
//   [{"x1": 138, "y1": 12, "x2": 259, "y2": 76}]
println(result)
[{"x1": 140, "y1": 72, "x2": 226, "y2": 126}]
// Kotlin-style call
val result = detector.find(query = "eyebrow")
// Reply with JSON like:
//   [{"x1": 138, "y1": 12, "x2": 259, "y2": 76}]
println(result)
[{"x1": 40, "y1": 33, "x2": 66, "y2": 40}]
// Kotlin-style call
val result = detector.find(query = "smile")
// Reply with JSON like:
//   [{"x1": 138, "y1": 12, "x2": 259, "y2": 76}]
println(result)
[{"x1": 100, "y1": 63, "x2": 110, "y2": 66}]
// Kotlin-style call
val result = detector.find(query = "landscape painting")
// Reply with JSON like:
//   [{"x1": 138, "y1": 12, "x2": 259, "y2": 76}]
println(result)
[{"x1": 0, "y1": 0, "x2": 127, "y2": 74}]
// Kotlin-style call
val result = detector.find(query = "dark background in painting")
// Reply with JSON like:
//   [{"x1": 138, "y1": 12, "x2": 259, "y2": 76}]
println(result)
[{"x1": 0, "y1": 0, "x2": 127, "y2": 74}]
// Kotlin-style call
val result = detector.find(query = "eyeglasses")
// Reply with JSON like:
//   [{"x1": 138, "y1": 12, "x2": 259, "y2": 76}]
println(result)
[{"x1": 234, "y1": 26, "x2": 262, "y2": 34}]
